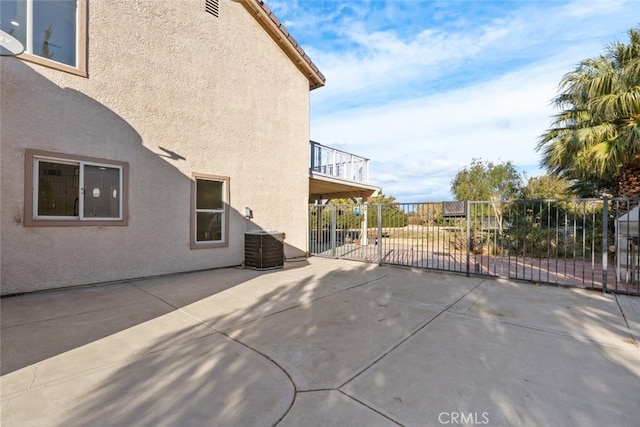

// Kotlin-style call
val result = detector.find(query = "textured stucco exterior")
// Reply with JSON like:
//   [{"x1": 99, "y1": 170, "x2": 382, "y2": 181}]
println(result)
[{"x1": 1, "y1": 0, "x2": 319, "y2": 294}]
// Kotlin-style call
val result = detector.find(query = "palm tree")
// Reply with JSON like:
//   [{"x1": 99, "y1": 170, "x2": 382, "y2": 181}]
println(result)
[{"x1": 537, "y1": 26, "x2": 640, "y2": 198}]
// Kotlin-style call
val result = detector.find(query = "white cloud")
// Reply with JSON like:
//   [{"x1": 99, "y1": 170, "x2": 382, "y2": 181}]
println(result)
[
  {"x1": 310, "y1": 55, "x2": 590, "y2": 201},
  {"x1": 306, "y1": 17, "x2": 526, "y2": 110},
  {"x1": 273, "y1": 0, "x2": 640, "y2": 201}
]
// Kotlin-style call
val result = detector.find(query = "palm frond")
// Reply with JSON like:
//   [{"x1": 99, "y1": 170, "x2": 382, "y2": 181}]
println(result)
[
  {"x1": 590, "y1": 88, "x2": 640, "y2": 121},
  {"x1": 537, "y1": 25, "x2": 640, "y2": 196}
]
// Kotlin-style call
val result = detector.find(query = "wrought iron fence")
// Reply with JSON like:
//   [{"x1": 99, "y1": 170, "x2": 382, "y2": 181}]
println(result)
[{"x1": 309, "y1": 198, "x2": 640, "y2": 295}]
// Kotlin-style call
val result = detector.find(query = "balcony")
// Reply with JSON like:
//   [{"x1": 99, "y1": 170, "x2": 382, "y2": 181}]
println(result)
[
  {"x1": 309, "y1": 141, "x2": 379, "y2": 202},
  {"x1": 311, "y1": 140, "x2": 370, "y2": 183}
]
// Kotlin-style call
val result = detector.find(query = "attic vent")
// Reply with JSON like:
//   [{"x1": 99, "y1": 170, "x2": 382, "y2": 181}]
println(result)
[{"x1": 205, "y1": 0, "x2": 219, "y2": 17}]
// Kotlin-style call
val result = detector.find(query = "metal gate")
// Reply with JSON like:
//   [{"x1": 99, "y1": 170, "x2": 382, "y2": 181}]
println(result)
[{"x1": 309, "y1": 198, "x2": 640, "y2": 295}]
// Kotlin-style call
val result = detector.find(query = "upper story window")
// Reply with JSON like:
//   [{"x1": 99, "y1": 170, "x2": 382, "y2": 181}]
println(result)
[{"x1": 0, "y1": 0, "x2": 86, "y2": 76}]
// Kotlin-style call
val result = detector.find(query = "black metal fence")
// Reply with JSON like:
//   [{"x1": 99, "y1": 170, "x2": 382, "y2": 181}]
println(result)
[{"x1": 309, "y1": 198, "x2": 640, "y2": 295}]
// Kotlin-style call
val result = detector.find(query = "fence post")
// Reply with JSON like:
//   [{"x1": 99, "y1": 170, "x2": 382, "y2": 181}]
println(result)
[
  {"x1": 378, "y1": 203, "x2": 383, "y2": 265},
  {"x1": 466, "y1": 200, "x2": 471, "y2": 277},
  {"x1": 331, "y1": 204, "x2": 337, "y2": 258},
  {"x1": 602, "y1": 197, "x2": 608, "y2": 292},
  {"x1": 361, "y1": 202, "x2": 369, "y2": 246}
]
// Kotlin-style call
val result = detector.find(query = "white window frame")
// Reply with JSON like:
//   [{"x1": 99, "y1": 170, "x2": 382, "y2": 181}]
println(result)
[
  {"x1": 25, "y1": 149, "x2": 128, "y2": 226},
  {"x1": 191, "y1": 173, "x2": 230, "y2": 249}
]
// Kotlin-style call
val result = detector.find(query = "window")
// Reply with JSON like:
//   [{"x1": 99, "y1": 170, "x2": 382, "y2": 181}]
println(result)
[
  {"x1": 0, "y1": 0, "x2": 86, "y2": 75},
  {"x1": 191, "y1": 174, "x2": 229, "y2": 248},
  {"x1": 25, "y1": 149, "x2": 128, "y2": 226}
]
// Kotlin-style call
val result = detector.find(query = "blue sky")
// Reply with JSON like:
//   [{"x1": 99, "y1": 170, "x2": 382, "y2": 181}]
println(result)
[{"x1": 268, "y1": 0, "x2": 639, "y2": 202}]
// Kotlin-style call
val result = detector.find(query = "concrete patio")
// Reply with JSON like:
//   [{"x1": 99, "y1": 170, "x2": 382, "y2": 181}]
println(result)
[{"x1": 1, "y1": 257, "x2": 639, "y2": 426}]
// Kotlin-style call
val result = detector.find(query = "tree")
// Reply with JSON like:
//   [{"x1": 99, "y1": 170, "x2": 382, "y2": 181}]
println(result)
[
  {"x1": 520, "y1": 175, "x2": 573, "y2": 200},
  {"x1": 407, "y1": 203, "x2": 443, "y2": 226},
  {"x1": 366, "y1": 193, "x2": 407, "y2": 228},
  {"x1": 450, "y1": 159, "x2": 523, "y2": 202},
  {"x1": 537, "y1": 26, "x2": 640, "y2": 198},
  {"x1": 451, "y1": 159, "x2": 523, "y2": 234}
]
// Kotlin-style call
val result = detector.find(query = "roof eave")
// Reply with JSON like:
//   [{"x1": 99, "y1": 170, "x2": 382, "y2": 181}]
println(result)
[{"x1": 235, "y1": 0, "x2": 325, "y2": 90}]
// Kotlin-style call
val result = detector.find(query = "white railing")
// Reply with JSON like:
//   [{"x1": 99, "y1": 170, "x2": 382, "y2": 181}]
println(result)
[{"x1": 310, "y1": 141, "x2": 369, "y2": 183}]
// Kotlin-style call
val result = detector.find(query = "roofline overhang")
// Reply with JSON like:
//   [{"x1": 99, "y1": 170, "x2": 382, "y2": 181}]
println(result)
[{"x1": 235, "y1": 0, "x2": 326, "y2": 90}]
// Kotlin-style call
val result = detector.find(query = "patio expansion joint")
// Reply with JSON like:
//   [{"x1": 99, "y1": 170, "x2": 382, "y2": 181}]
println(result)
[
  {"x1": 127, "y1": 271, "x2": 410, "y2": 426},
  {"x1": 293, "y1": 389, "x2": 404, "y2": 426},
  {"x1": 335, "y1": 279, "x2": 489, "y2": 391},
  {"x1": 213, "y1": 328, "x2": 300, "y2": 425},
  {"x1": 129, "y1": 282, "x2": 299, "y2": 425},
  {"x1": 316, "y1": 279, "x2": 490, "y2": 427},
  {"x1": 337, "y1": 389, "x2": 405, "y2": 426},
  {"x1": 448, "y1": 310, "x2": 639, "y2": 350}
]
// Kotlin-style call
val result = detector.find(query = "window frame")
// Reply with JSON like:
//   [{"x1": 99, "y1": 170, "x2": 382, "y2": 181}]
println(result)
[
  {"x1": 9, "y1": 0, "x2": 87, "y2": 77},
  {"x1": 24, "y1": 149, "x2": 129, "y2": 227},
  {"x1": 190, "y1": 173, "x2": 230, "y2": 249}
]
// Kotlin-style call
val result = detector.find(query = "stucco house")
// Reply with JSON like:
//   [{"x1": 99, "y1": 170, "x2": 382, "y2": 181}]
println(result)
[
  {"x1": 1, "y1": 0, "x2": 331, "y2": 295},
  {"x1": 1, "y1": 0, "x2": 378, "y2": 296}
]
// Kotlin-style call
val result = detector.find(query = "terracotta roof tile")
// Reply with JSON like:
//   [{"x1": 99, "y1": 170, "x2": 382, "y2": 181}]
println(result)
[{"x1": 253, "y1": 0, "x2": 326, "y2": 88}]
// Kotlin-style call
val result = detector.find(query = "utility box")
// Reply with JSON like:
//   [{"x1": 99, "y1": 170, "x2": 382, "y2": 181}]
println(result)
[
  {"x1": 442, "y1": 201, "x2": 466, "y2": 218},
  {"x1": 245, "y1": 231, "x2": 285, "y2": 270}
]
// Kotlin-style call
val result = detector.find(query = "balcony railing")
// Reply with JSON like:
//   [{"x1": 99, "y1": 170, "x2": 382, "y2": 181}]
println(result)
[{"x1": 310, "y1": 141, "x2": 369, "y2": 184}]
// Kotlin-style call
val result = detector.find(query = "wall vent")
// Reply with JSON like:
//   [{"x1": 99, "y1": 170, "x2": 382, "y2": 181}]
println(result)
[{"x1": 205, "y1": 0, "x2": 219, "y2": 17}]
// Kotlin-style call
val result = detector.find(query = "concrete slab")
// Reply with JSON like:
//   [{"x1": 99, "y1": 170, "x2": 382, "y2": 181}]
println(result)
[
  {"x1": 1, "y1": 310, "x2": 215, "y2": 396},
  {"x1": 293, "y1": 258, "x2": 388, "y2": 291},
  {"x1": 616, "y1": 293, "x2": 640, "y2": 342},
  {"x1": 177, "y1": 270, "x2": 340, "y2": 331},
  {"x1": 226, "y1": 287, "x2": 437, "y2": 390},
  {"x1": 279, "y1": 390, "x2": 398, "y2": 426},
  {"x1": 343, "y1": 310, "x2": 640, "y2": 427},
  {"x1": 1, "y1": 298, "x2": 177, "y2": 375},
  {"x1": 1, "y1": 258, "x2": 638, "y2": 426},
  {"x1": 0, "y1": 281, "x2": 150, "y2": 327},
  {"x1": 2, "y1": 333, "x2": 293, "y2": 427},
  {"x1": 353, "y1": 266, "x2": 486, "y2": 310},
  {"x1": 450, "y1": 279, "x2": 635, "y2": 348},
  {"x1": 131, "y1": 267, "x2": 264, "y2": 307},
  {"x1": 177, "y1": 258, "x2": 389, "y2": 331}
]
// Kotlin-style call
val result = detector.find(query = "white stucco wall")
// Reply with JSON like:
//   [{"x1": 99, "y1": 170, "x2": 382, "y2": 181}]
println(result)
[{"x1": 0, "y1": 0, "x2": 313, "y2": 294}]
